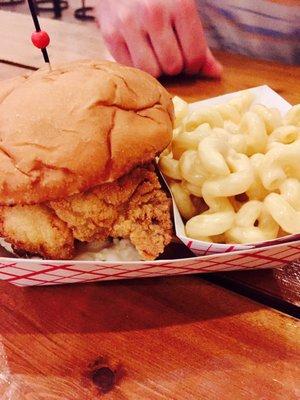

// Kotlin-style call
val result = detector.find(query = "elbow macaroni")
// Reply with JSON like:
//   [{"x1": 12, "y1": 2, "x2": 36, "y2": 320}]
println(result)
[
  {"x1": 172, "y1": 123, "x2": 211, "y2": 159},
  {"x1": 159, "y1": 91, "x2": 300, "y2": 244},
  {"x1": 173, "y1": 96, "x2": 189, "y2": 127},
  {"x1": 186, "y1": 198, "x2": 235, "y2": 239},
  {"x1": 184, "y1": 107, "x2": 224, "y2": 131},
  {"x1": 264, "y1": 193, "x2": 300, "y2": 234},
  {"x1": 179, "y1": 150, "x2": 208, "y2": 187},
  {"x1": 198, "y1": 136, "x2": 231, "y2": 176},
  {"x1": 169, "y1": 182, "x2": 198, "y2": 221},
  {"x1": 279, "y1": 178, "x2": 300, "y2": 211},
  {"x1": 267, "y1": 125, "x2": 300, "y2": 149},
  {"x1": 259, "y1": 140, "x2": 300, "y2": 190},
  {"x1": 201, "y1": 151, "x2": 254, "y2": 198},
  {"x1": 246, "y1": 154, "x2": 270, "y2": 200},
  {"x1": 284, "y1": 105, "x2": 300, "y2": 127},
  {"x1": 264, "y1": 178, "x2": 300, "y2": 234},
  {"x1": 225, "y1": 201, "x2": 279, "y2": 243},
  {"x1": 239, "y1": 111, "x2": 268, "y2": 155},
  {"x1": 249, "y1": 104, "x2": 282, "y2": 134},
  {"x1": 228, "y1": 90, "x2": 255, "y2": 114}
]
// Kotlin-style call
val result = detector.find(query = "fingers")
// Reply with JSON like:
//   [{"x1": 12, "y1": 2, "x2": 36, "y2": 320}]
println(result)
[
  {"x1": 172, "y1": 0, "x2": 222, "y2": 77},
  {"x1": 148, "y1": 27, "x2": 184, "y2": 76},
  {"x1": 172, "y1": 0, "x2": 206, "y2": 74},
  {"x1": 142, "y1": 3, "x2": 184, "y2": 76},
  {"x1": 201, "y1": 48, "x2": 223, "y2": 78},
  {"x1": 97, "y1": 0, "x2": 222, "y2": 79},
  {"x1": 101, "y1": 28, "x2": 133, "y2": 67},
  {"x1": 121, "y1": 24, "x2": 162, "y2": 77}
]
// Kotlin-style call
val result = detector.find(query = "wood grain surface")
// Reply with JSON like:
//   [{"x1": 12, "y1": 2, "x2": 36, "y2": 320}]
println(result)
[
  {"x1": 0, "y1": 10, "x2": 300, "y2": 400},
  {"x1": 163, "y1": 51, "x2": 300, "y2": 105},
  {"x1": 0, "y1": 277, "x2": 299, "y2": 400},
  {"x1": 0, "y1": 10, "x2": 112, "y2": 68}
]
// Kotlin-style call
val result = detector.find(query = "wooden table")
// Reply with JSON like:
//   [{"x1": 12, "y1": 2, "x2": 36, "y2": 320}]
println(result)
[
  {"x1": 0, "y1": 10, "x2": 299, "y2": 400},
  {"x1": 0, "y1": 278, "x2": 299, "y2": 400}
]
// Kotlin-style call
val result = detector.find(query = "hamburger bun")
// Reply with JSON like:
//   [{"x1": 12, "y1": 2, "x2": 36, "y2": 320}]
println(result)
[{"x1": 0, "y1": 60, "x2": 174, "y2": 206}]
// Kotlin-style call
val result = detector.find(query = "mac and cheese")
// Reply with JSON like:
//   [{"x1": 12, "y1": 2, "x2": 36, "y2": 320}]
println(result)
[{"x1": 159, "y1": 91, "x2": 300, "y2": 244}]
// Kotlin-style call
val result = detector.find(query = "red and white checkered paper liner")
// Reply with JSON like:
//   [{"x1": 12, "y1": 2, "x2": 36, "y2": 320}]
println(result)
[
  {"x1": 0, "y1": 240, "x2": 299, "y2": 286},
  {"x1": 169, "y1": 85, "x2": 300, "y2": 255}
]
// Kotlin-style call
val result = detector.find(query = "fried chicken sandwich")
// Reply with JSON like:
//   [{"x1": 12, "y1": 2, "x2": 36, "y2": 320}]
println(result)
[{"x1": 0, "y1": 60, "x2": 174, "y2": 260}]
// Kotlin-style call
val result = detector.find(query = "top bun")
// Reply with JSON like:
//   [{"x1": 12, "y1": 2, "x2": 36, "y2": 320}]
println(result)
[{"x1": 0, "y1": 60, "x2": 173, "y2": 205}]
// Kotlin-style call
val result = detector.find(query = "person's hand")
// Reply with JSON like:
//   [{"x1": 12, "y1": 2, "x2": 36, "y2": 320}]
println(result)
[{"x1": 96, "y1": 0, "x2": 222, "y2": 78}]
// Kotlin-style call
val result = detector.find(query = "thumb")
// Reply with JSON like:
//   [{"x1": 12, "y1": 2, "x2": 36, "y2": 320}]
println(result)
[{"x1": 201, "y1": 48, "x2": 223, "y2": 78}]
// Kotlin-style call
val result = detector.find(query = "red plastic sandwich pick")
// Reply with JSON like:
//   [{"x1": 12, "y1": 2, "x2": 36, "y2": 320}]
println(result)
[
  {"x1": 31, "y1": 30, "x2": 50, "y2": 49},
  {"x1": 27, "y1": 0, "x2": 51, "y2": 67}
]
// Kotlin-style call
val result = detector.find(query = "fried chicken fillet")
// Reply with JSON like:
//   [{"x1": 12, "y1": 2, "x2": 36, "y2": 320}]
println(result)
[
  {"x1": 0, "y1": 205, "x2": 74, "y2": 259},
  {"x1": 0, "y1": 166, "x2": 172, "y2": 260},
  {"x1": 51, "y1": 166, "x2": 172, "y2": 260}
]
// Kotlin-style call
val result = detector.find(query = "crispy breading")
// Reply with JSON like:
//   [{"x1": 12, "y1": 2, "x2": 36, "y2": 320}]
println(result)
[
  {"x1": 0, "y1": 205, "x2": 74, "y2": 259},
  {"x1": 49, "y1": 168, "x2": 147, "y2": 242},
  {"x1": 112, "y1": 177, "x2": 173, "y2": 259},
  {"x1": 50, "y1": 166, "x2": 173, "y2": 260}
]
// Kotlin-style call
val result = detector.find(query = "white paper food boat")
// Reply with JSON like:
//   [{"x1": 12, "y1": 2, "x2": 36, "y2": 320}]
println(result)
[{"x1": 1, "y1": 85, "x2": 299, "y2": 286}]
